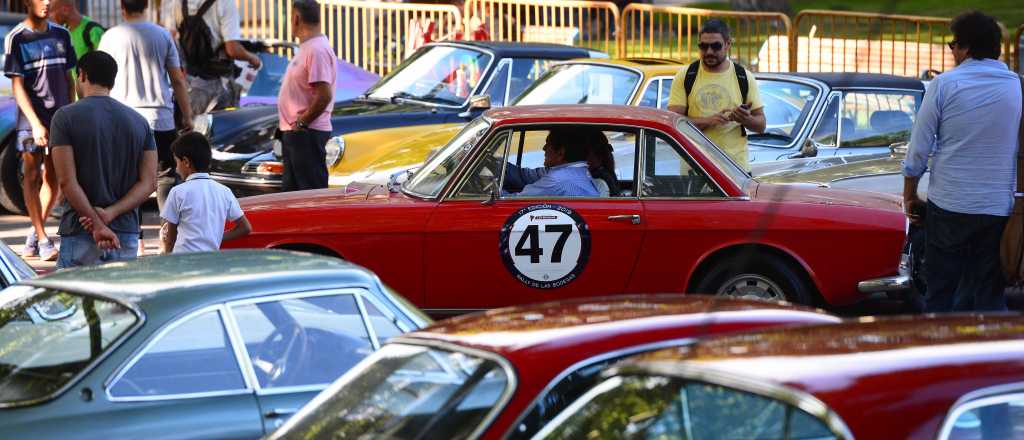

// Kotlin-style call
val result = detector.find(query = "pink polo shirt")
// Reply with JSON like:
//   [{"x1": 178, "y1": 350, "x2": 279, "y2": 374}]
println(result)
[{"x1": 278, "y1": 35, "x2": 336, "y2": 131}]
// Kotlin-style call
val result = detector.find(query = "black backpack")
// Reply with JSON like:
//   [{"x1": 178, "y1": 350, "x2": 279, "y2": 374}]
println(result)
[
  {"x1": 682, "y1": 60, "x2": 751, "y2": 137},
  {"x1": 82, "y1": 20, "x2": 105, "y2": 53},
  {"x1": 178, "y1": 0, "x2": 235, "y2": 79}
]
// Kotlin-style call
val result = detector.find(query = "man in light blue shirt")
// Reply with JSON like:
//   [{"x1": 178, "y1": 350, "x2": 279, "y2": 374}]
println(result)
[
  {"x1": 505, "y1": 128, "x2": 599, "y2": 197},
  {"x1": 902, "y1": 11, "x2": 1022, "y2": 312}
]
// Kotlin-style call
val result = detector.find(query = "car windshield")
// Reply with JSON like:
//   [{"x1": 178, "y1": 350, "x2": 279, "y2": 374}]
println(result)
[
  {"x1": 366, "y1": 45, "x2": 492, "y2": 107},
  {"x1": 0, "y1": 286, "x2": 139, "y2": 406},
  {"x1": 748, "y1": 79, "x2": 819, "y2": 147},
  {"x1": 676, "y1": 119, "x2": 751, "y2": 185},
  {"x1": 404, "y1": 117, "x2": 491, "y2": 198},
  {"x1": 275, "y1": 343, "x2": 511, "y2": 439},
  {"x1": 513, "y1": 63, "x2": 642, "y2": 106}
]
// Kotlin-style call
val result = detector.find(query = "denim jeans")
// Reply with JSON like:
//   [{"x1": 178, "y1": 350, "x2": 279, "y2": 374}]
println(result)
[
  {"x1": 57, "y1": 232, "x2": 139, "y2": 269},
  {"x1": 924, "y1": 201, "x2": 1009, "y2": 312}
]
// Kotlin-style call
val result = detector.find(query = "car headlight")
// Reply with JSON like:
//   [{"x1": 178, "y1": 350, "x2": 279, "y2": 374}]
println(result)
[
  {"x1": 193, "y1": 114, "x2": 213, "y2": 137},
  {"x1": 325, "y1": 136, "x2": 345, "y2": 167}
]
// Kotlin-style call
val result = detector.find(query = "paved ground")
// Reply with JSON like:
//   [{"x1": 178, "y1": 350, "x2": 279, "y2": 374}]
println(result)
[{"x1": 0, "y1": 201, "x2": 161, "y2": 273}]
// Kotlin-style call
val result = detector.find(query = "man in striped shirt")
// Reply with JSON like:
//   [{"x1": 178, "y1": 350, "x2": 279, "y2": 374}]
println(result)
[{"x1": 3, "y1": 0, "x2": 76, "y2": 261}]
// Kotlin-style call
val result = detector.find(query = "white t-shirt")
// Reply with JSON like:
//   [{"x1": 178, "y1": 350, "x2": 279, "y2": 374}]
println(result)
[
  {"x1": 161, "y1": 0, "x2": 243, "y2": 49},
  {"x1": 98, "y1": 21, "x2": 180, "y2": 131},
  {"x1": 161, "y1": 172, "x2": 244, "y2": 254}
]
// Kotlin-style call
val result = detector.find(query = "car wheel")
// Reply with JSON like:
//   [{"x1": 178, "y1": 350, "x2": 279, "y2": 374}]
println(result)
[
  {"x1": 0, "y1": 143, "x2": 26, "y2": 215},
  {"x1": 696, "y1": 257, "x2": 814, "y2": 305}
]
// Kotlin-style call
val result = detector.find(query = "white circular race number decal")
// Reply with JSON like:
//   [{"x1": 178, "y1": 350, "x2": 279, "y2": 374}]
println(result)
[{"x1": 499, "y1": 204, "x2": 591, "y2": 289}]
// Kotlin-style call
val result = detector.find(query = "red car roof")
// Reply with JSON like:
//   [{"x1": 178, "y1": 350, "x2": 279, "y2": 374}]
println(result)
[{"x1": 484, "y1": 104, "x2": 683, "y2": 132}]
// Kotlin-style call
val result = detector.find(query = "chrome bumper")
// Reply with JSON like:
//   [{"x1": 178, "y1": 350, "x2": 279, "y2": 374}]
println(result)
[
  {"x1": 210, "y1": 173, "x2": 281, "y2": 188},
  {"x1": 857, "y1": 275, "x2": 911, "y2": 293}
]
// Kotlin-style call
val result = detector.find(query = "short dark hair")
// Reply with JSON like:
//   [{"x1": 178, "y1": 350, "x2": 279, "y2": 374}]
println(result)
[
  {"x1": 548, "y1": 128, "x2": 587, "y2": 163},
  {"x1": 77, "y1": 51, "x2": 117, "y2": 89},
  {"x1": 171, "y1": 132, "x2": 212, "y2": 171},
  {"x1": 292, "y1": 0, "x2": 320, "y2": 25},
  {"x1": 699, "y1": 18, "x2": 731, "y2": 42},
  {"x1": 950, "y1": 11, "x2": 1002, "y2": 60},
  {"x1": 120, "y1": 0, "x2": 147, "y2": 14}
]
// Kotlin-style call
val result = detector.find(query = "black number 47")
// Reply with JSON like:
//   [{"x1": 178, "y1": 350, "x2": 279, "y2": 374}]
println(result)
[{"x1": 514, "y1": 224, "x2": 573, "y2": 264}]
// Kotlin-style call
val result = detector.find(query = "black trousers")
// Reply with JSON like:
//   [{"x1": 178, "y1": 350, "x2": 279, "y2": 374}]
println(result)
[
  {"x1": 281, "y1": 129, "x2": 330, "y2": 192},
  {"x1": 154, "y1": 130, "x2": 180, "y2": 211},
  {"x1": 924, "y1": 201, "x2": 1009, "y2": 312}
]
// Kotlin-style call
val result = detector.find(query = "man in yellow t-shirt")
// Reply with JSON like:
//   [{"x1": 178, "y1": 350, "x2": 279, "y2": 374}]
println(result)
[{"x1": 668, "y1": 19, "x2": 765, "y2": 170}]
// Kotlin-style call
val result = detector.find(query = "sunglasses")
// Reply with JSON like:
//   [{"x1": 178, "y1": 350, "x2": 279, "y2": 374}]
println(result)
[
  {"x1": 698, "y1": 42, "x2": 724, "y2": 52},
  {"x1": 947, "y1": 39, "x2": 959, "y2": 50}
]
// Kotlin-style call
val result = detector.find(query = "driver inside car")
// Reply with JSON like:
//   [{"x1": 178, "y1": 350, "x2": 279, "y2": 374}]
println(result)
[{"x1": 503, "y1": 128, "x2": 600, "y2": 197}]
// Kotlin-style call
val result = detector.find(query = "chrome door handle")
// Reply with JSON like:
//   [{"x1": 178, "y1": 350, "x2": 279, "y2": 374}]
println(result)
[
  {"x1": 265, "y1": 408, "x2": 299, "y2": 418},
  {"x1": 608, "y1": 214, "x2": 641, "y2": 225}
]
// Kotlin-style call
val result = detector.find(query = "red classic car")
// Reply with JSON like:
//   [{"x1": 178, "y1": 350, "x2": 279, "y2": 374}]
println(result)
[
  {"x1": 265, "y1": 295, "x2": 840, "y2": 439},
  {"x1": 225, "y1": 105, "x2": 908, "y2": 313},
  {"x1": 533, "y1": 313, "x2": 1024, "y2": 440}
]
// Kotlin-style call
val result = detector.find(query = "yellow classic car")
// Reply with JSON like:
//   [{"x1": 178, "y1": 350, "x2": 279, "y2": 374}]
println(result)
[{"x1": 328, "y1": 58, "x2": 685, "y2": 187}]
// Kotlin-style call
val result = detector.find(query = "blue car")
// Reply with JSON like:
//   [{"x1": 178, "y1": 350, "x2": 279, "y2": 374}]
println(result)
[{"x1": 0, "y1": 250, "x2": 430, "y2": 438}]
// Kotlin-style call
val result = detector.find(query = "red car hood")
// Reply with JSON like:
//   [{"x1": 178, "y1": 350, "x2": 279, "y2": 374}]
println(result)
[
  {"x1": 753, "y1": 181, "x2": 902, "y2": 211},
  {"x1": 239, "y1": 182, "x2": 403, "y2": 213}
]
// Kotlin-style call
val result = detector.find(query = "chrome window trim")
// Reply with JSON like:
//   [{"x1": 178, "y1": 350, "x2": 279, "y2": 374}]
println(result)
[
  {"x1": 584, "y1": 362, "x2": 856, "y2": 440},
  {"x1": 676, "y1": 119, "x2": 753, "y2": 186},
  {"x1": 747, "y1": 75, "x2": 829, "y2": 151},
  {"x1": 832, "y1": 86, "x2": 925, "y2": 93},
  {"x1": 366, "y1": 42, "x2": 497, "y2": 110},
  {"x1": 937, "y1": 382, "x2": 1024, "y2": 440},
  {"x1": 406, "y1": 117, "x2": 495, "y2": 201},
  {"x1": 360, "y1": 291, "x2": 415, "y2": 335},
  {"x1": 478, "y1": 58, "x2": 512, "y2": 107},
  {"x1": 353, "y1": 294, "x2": 381, "y2": 349},
  {"x1": 446, "y1": 127, "x2": 512, "y2": 201},
  {"x1": 388, "y1": 337, "x2": 519, "y2": 440},
  {"x1": 106, "y1": 305, "x2": 251, "y2": 402},
  {"x1": 371, "y1": 275, "x2": 430, "y2": 330},
  {"x1": 255, "y1": 383, "x2": 332, "y2": 396},
  {"x1": 500, "y1": 337, "x2": 698, "y2": 440},
  {"x1": 639, "y1": 127, "x2": 732, "y2": 199},
  {"x1": 806, "y1": 91, "x2": 843, "y2": 148},
  {"x1": 0, "y1": 287, "x2": 145, "y2": 409},
  {"x1": 515, "y1": 61, "x2": 645, "y2": 107},
  {"x1": 223, "y1": 288, "x2": 375, "y2": 395},
  {"x1": 221, "y1": 301, "x2": 262, "y2": 393}
]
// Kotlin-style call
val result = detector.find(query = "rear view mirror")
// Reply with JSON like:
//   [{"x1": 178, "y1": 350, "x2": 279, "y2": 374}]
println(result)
[
  {"x1": 468, "y1": 95, "x2": 491, "y2": 110},
  {"x1": 788, "y1": 140, "x2": 819, "y2": 159}
]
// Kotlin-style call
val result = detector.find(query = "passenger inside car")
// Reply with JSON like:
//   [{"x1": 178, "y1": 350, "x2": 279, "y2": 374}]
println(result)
[
  {"x1": 504, "y1": 128, "x2": 600, "y2": 197},
  {"x1": 585, "y1": 129, "x2": 620, "y2": 197}
]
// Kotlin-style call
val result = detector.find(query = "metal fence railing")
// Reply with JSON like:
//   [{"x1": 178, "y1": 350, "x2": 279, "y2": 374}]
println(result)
[
  {"x1": 618, "y1": 4, "x2": 791, "y2": 72},
  {"x1": 463, "y1": 0, "x2": 618, "y2": 55}
]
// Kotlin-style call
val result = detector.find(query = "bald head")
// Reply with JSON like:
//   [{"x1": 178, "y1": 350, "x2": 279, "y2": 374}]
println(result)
[{"x1": 48, "y1": 0, "x2": 80, "y2": 26}]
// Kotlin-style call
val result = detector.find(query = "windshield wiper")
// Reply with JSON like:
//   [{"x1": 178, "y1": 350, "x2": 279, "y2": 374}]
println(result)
[
  {"x1": 389, "y1": 91, "x2": 421, "y2": 104},
  {"x1": 355, "y1": 94, "x2": 389, "y2": 104}
]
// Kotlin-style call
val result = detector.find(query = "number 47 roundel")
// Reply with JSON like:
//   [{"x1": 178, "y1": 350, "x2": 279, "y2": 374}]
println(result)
[{"x1": 499, "y1": 204, "x2": 592, "y2": 289}]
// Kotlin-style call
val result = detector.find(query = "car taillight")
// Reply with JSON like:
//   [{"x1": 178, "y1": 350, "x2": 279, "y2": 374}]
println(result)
[{"x1": 256, "y1": 162, "x2": 284, "y2": 175}]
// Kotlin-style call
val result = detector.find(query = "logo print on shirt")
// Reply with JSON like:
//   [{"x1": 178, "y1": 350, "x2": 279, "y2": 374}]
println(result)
[{"x1": 697, "y1": 83, "x2": 731, "y2": 112}]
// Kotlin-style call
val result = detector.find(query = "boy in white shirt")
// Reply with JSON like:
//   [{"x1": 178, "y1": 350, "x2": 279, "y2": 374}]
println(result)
[{"x1": 160, "y1": 132, "x2": 251, "y2": 253}]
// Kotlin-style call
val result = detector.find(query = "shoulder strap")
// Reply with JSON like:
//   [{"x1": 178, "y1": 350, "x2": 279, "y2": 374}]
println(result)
[
  {"x1": 683, "y1": 60, "x2": 700, "y2": 98},
  {"x1": 195, "y1": 0, "x2": 219, "y2": 19},
  {"x1": 735, "y1": 63, "x2": 749, "y2": 104}
]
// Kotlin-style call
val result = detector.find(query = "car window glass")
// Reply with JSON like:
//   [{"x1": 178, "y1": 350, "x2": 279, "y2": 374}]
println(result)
[
  {"x1": 508, "y1": 58, "x2": 556, "y2": 103},
  {"x1": 839, "y1": 91, "x2": 920, "y2": 148},
  {"x1": 231, "y1": 295, "x2": 373, "y2": 389},
  {"x1": 405, "y1": 118, "x2": 491, "y2": 198},
  {"x1": 658, "y1": 79, "x2": 672, "y2": 109},
  {"x1": 537, "y1": 375, "x2": 837, "y2": 440},
  {"x1": 454, "y1": 131, "x2": 510, "y2": 199},
  {"x1": 637, "y1": 79, "x2": 660, "y2": 108},
  {"x1": 363, "y1": 299, "x2": 403, "y2": 343},
  {"x1": 514, "y1": 64, "x2": 642, "y2": 106},
  {"x1": 482, "y1": 60, "x2": 510, "y2": 106},
  {"x1": 945, "y1": 396, "x2": 1024, "y2": 440},
  {"x1": 500, "y1": 127, "x2": 638, "y2": 198},
  {"x1": 1, "y1": 288, "x2": 138, "y2": 404},
  {"x1": 642, "y1": 132, "x2": 723, "y2": 198},
  {"x1": 810, "y1": 94, "x2": 840, "y2": 147},
  {"x1": 109, "y1": 309, "x2": 243, "y2": 397},
  {"x1": 367, "y1": 46, "x2": 491, "y2": 105},
  {"x1": 750, "y1": 80, "x2": 820, "y2": 147},
  {"x1": 507, "y1": 357, "x2": 619, "y2": 440}
]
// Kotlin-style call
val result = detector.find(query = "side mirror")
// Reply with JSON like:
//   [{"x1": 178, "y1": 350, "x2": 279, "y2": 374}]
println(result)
[
  {"x1": 459, "y1": 95, "x2": 492, "y2": 118},
  {"x1": 890, "y1": 141, "x2": 908, "y2": 157},
  {"x1": 788, "y1": 140, "x2": 819, "y2": 159}
]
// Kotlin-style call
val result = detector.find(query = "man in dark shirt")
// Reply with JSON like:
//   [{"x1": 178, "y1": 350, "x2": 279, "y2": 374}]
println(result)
[
  {"x1": 50, "y1": 51, "x2": 157, "y2": 268},
  {"x1": 3, "y1": 0, "x2": 76, "y2": 261}
]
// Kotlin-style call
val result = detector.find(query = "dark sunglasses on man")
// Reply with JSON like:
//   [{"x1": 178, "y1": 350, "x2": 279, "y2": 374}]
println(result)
[
  {"x1": 698, "y1": 42, "x2": 724, "y2": 52},
  {"x1": 947, "y1": 39, "x2": 958, "y2": 50}
]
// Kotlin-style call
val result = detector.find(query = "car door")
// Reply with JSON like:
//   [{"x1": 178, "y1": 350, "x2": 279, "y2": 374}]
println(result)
[
  {"x1": 104, "y1": 306, "x2": 264, "y2": 439},
  {"x1": 224, "y1": 290, "x2": 389, "y2": 433},
  {"x1": 833, "y1": 89, "x2": 922, "y2": 158},
  {"x1": 423, "y1": 125, "x2": 645, "y2": 311}
]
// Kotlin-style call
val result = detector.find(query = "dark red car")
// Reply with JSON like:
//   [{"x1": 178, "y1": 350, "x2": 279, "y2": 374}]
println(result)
[
  {"x1": 266, "y1": 295, "x2": 839, "y2": 439},
  {"x1": 534, "y1": 314, "x2": 1024, "y2": 440},
  {"x1": 225, "y1": 105, "x2": 909, "y2": 314}
]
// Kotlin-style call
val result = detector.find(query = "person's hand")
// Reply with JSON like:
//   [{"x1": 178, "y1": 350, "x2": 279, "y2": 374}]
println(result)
[
  {"x1": 92, "y1": 224, "x2": 121, "y2": 250},
  {"x1": 249, "y1": 54, "x2": 262, "y2": 69},
  {"x1": 32, "y1": 123, "x2": 48, "y2": 147},
  {"x1": 95, "y1": 206, "x2": 114, "y2": 225},
  {"x1": 729, "y1": 104, "x2": 753, "y2": 125},
  {"x1": 79, "y1": 215, "x2": 95, "y2": 232},
  {"x1": 705, "y1": 110, "x2": 731, "y2": 128},
  {"x1": 904, "y1": 196, "x2": 926, "y2": 225},
  {"x1": 179, "y1": 113, "x2": 194, "y2": 133}
]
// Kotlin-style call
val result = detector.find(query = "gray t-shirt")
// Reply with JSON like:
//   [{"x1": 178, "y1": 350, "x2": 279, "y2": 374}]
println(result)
[
  {"x1": 50, "y1": 96, "x2": 157, "y2": 236},
  {"x1": 98, "y1": 21, "x2": 180, "y2": 131}
]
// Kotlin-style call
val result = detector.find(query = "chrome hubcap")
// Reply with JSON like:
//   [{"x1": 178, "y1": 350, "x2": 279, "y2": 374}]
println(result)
[{"x1": 717, "y1": 274, "x2": 786, "y2": 301}]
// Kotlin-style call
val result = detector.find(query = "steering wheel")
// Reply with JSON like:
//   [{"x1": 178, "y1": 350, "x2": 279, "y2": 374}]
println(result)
[{"x1": 253, "y1": 323, "x2": 311, "y2": 388}]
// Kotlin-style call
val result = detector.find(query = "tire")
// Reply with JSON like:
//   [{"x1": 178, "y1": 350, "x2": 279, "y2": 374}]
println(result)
[
  {"x1": 695, "y1": 256, "x2": 814, "y2": 305},
  {"x1": 0, "y1": 142, "x2": 26, "y2": 215}
]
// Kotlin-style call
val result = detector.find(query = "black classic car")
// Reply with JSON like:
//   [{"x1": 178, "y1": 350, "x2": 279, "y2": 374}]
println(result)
[{"x1": 200, "y1": 41, "x2": 600, "y2": 196}]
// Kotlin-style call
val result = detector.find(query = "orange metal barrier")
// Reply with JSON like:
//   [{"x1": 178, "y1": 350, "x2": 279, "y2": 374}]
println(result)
[
  {"x1": 319, "y1": 0, "x2": 461, "y2": 76},
  {"x1": 618, "y1": 4, "x2": 790, "y2": 72},
  {"x1": 463, "y1": 0, "x2": 618, "y2": 55}
]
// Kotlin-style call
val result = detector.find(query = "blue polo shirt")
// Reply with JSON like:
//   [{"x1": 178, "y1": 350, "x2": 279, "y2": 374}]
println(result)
[{"x1": 3, "y1": 21, "x2": 75, "y2": 130}]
